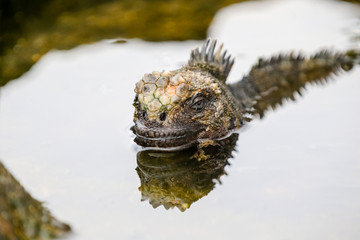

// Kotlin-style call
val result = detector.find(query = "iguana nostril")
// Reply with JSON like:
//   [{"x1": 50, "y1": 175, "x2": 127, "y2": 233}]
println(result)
[{"x1": 159, "y1": 112, "x2": 166, "y2": 121}]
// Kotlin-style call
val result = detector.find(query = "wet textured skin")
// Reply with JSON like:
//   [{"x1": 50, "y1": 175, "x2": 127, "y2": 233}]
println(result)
[{"x1": 132, "y1": 38, "x2": 357, "y2": 149}]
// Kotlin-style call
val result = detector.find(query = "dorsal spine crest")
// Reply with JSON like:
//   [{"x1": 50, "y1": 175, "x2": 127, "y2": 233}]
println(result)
[{"x1": 187, "y1": 38, "x2": 235, "y2": 82}]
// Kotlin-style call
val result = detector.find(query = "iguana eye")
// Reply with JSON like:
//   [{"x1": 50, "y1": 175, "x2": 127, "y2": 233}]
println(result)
[{"x1": 191, "y1": 96, "x2": 206, "y2": 110}]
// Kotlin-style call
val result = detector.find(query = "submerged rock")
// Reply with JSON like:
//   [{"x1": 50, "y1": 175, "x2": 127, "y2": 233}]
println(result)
[{"x1": 0, "y1": 161, "x2": 71, "y2": 240}]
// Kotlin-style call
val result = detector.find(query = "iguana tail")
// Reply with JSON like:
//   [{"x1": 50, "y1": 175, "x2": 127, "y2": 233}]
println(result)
[{"x1": 228, "y1": 50, "x2": 357, "y2": 119}]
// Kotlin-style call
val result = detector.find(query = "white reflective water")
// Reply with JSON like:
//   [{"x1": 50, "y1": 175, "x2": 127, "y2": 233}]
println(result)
[{"x1": 1, "y1": 0, "x2": 360, "y2": 239}]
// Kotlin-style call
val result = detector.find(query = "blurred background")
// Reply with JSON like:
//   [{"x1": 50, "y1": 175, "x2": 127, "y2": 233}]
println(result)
[
  {"x1": 0, "y1": 0, "x2": 249, "y2": 87},
  {"x1": 1, "y1": 0, "x2": 357, "y2": 87}
]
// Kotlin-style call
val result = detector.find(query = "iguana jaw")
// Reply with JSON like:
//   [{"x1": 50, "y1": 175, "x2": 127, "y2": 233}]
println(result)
[{"x1": 132, "y1": 119, "x2": 205, "y2": 150}]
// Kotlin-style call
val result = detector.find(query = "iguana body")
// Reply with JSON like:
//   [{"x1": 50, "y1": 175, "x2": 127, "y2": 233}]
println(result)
[{"x1": 132, "y1": 38, "x2": 356, "y2": 149}]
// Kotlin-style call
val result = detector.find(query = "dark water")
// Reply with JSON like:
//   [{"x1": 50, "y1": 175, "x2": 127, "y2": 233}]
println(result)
[{"x1": 0, "y1": 0, "x2": 360, "y2": 239}]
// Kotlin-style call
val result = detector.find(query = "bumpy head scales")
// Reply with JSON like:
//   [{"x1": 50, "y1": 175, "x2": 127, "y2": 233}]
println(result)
[{"x1": 134, "y1": 70, "x2": 196, "y2": 121}]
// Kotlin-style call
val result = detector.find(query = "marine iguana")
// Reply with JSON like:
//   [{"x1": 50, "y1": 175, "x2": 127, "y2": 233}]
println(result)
[{"x1": 132, "y1": 38, "x2": 357, "y2": 149}]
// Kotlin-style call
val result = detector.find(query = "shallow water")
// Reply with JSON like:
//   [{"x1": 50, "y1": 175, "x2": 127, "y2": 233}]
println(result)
[{"x1": 1, "y1": 0, "x2": 360, "y2": 239}]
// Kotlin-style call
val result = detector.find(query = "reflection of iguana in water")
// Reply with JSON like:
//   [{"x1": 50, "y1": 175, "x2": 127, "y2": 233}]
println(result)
[
  {"x1": 132, "y1": 38, "x2": 358, "y2": 149},
  {"x1": 136, "y1": 133, "x2": 238, "y2": 211}
]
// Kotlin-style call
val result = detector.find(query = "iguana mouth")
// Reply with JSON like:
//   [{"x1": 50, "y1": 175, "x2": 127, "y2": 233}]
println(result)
[{"x1": 132, "y1": 120, "x2": 204, "y2": 149}]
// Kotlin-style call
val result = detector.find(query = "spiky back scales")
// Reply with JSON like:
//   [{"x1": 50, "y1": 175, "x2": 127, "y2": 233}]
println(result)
[
  {"x1": 228, "y1": 50, "x2": 355, "y2": 118},
  {"x1": 188, "y1": 38, "x2": 235, "y2": 82}
]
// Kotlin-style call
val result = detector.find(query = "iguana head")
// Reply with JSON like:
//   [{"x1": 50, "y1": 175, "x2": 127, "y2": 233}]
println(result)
[{"x1": 132, "y1": 39, "x2": 243, "y2": 149}]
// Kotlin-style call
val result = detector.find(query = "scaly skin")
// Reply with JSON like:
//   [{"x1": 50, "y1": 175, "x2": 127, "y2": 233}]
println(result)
[{"x1": 132, "y1": 38, "x2": 357, "y2": 149}]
